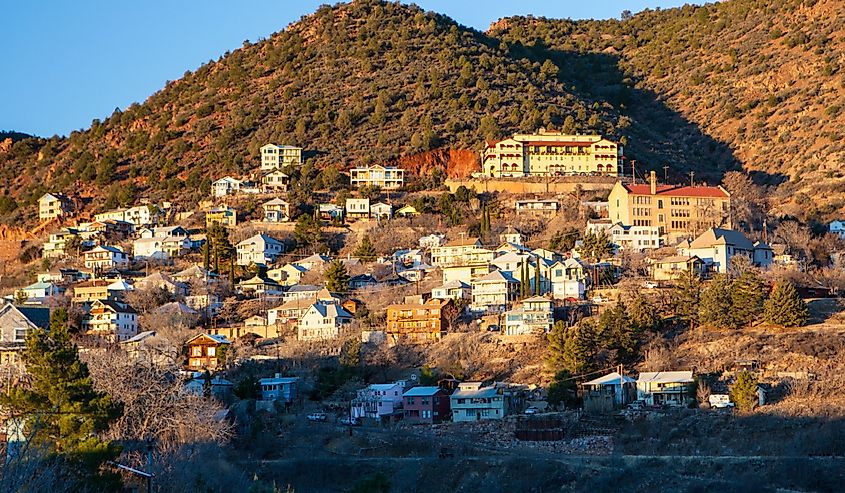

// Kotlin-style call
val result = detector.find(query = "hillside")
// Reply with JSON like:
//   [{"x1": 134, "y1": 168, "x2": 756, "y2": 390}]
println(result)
[{"x1": 491, "y1": 0, "x2": 845, "y2": 219}]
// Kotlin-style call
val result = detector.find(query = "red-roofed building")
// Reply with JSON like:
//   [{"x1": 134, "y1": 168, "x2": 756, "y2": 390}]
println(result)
[
  {"x1": 608, "y1": 171, "x2": 731, "y2": 239},
  {"x1": 480, "y1": 128, "x2": 623, "y2": 178}
]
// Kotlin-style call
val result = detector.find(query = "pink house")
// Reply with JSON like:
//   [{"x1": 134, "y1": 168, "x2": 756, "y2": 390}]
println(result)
[
  {"x1": 350, "y1": 382, "x2": 405, "y2": 419},
  {"x1": 403, "y1": 386, "x2": 450, "y2": 424}
]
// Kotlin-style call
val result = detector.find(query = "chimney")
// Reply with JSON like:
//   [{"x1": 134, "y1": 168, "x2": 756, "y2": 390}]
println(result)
[{"x1": 649, "y1": 170, "x2": 657, "y2": 195}]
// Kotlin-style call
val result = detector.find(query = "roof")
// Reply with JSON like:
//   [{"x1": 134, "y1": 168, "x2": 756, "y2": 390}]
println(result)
[
  {"x1": 122, "y1": 330, "x2": 156, "y2": 344},
  {"x1": 22, "y1": 281, "x2": 55, "y2": 291},
  {"x1": 94, "y1": 300, "x2": 138, "y2": 314},
  {"x1": 87, "y1": 245, "x2": 125, "y2": 255},
  {"x1": 688, "y1": 228, "x2": 753, "y2": 250},
  {"x1": 259, "y1": 376, "x2": 298, "y2": 384},
  {"x1": 443, "y1": 237, "x2": 481, "y2": 247},
  {"x1": 262, "y1": 143, "x2": 301, "y2": 150},
  {"x1": 476, "y1": 270, "x2": 518, "y2": 283},
  {"x1": 186, "y1": 333, "x2": 231, "y2": 345},
  {"x1": 451, "y1": 386, "x2": 499, "y2": 399},
  {"x1": 440, "y1": 280, "x2": 470, "y2": 289},
  {"x1": 173, "y1": 265, "x2": 215, "y2": 279},
  {"x1": 622, "y1": 183, "x2": 729, "y2": 198},
  {"x1": 263, "y1": 198, "x2": 289, "y2": 206},
  {"x1": 4, "y1": 304, "x2": 50, "y2": 329},
  {"x1": 155, "y1": 302, "x2": 198, "y2": 316},
  {"x1": 370, "y1": 383, "x2": 401, "y2": 391},
  {"x1": 107, "y1": 279, "x2": 134, "y2": 291},
  {"x1": 295, "y1": 254, "x2": 330, "y2": 265},
  {"x1": 237, "y1": 233, "x2": 283, "y2": 247},
  {"x1": 522, "y1": 295, "x2": 552, "y2": 303},
  {"x1": 287, "y1": 284, "x2": 323, "y2": 293},
  {"x1": 402, "y1": 386, "x2": 442, "y2": 397},
  {"x1": 654, "y1": 255, "x2": 702, "y2": 265},
  {"x1": 584, "y1": 372, "x2": 635, "y2": 386},
  {"x1": 637, "y1": 371, "x2": 694, "y2": 384},
  {"x1": 306, "y1": 303, "x2": 352, "y2": 319},
  {"x1": 239, "y1": 275, "x2": 280, "y2": 286},
  {"x1": 270, "y1": 296, "x2": 336, "y2": 312}
]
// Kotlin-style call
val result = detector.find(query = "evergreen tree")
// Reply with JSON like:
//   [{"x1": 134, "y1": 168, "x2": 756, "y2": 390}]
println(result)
[
  {"x1": 534, "y1": 259, "x2": 541, "y2": 295},
  {"x1": 520, "y1": 261, "x2": 529, "y2": 298},
  {"x1": 597, "y1": 300, "x2": 637, "y2": 360},
  {"x1": 672, "y1": 269, "x2": 702, "y2": 325},
  {"x1": 730, "y1": 370, "x2": 759, "y2": 412},
  {"x1": 730, "y1": 270, "x2": 766, "y2": 327},
  {"x1": 763, "y1": 281, "x2": 808, "y2": 327},
  {"x1": 325, "y1": 259, "x2": 350, "y2": 294},
  {"x1": 579, "y1": 231, "x2": 613, "y2": 261},
  {"x1": 294, "y1": 213, "x2": 324, "y2": 252},
  {"x1": 547, "y1": 370, "x2": 578, "y2": 408},
  {"x1": 628, "y1": 294, "x2": 661, "y2": 332},
  {"x1": 546, "y1": 320, "x2": 595, "y2": 374},
  {"x1": 699, "y1": 274, "x2": 734, "y2": 328},
  {"x1": 354, "y1": 234, "x2": 377, "y2": 263},
  {"x1": 1, "y1": 309, "x2": 123, "y2": 489},
  {"x1": 206, "y1": 222, "x2": 233, "y2": 274}
]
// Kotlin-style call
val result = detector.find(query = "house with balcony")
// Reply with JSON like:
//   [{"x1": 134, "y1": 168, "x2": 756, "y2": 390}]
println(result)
[
  {"x1": 133, "y1": 234, "x2": 191, "y2": 260},
  {"x1": 385, "y1": 299, "x2": 452, "y2": 345},
  {"x1": 471, "y1": 270, "x2": 519, "y2": 313},
  {"x1": 261, "y1": 169, "x2": 289, "y2": 192},
  {"x1": 450, "y1": 382, "x2": 508, "y2": 422},
  {"x1": 350, "y1": 165, "x2": 404, "y2": 189},
  {"x1": 43, "y1": 228, "x2": 88, "y2": 258},
  {"x1": 259, "y1": 374, "x2": 299, "y2": 402},
  {"x1": 431, "y1": 237, "x2": 496, "y2": 283},
  {"x1": 186, "y1": 333, "x2": 231, "y2": 371},
  {"x1": 297, "y1": 302, "x2": 352, "y2": 341},
  {"x1": 345, "y1": 198, "x2": 370, "y2": 221},
  {"x1": 38, "y1": 193, "x2": 72, "y2": 221},
  {"x1": 0, "y1": 303, "x2": 50, "y2": 368},
  {"x1": 608, "y1": 222, "x2": 664, "y2": 252},
  {"x1": 549, "y1": 257, "x2": 589, "y2": 300},
  {"x1": 267, "y1": 263, "x2": 307, "y2": 287},
  {"x1": 260, "y1": 144, "x2": 302, "y2": 171},
  {"x1": 650, "y1": 255, "x2": 706, "y2": 281},
  {"x1": 267, "y1": 295, "x2": 337, "y2": 327},
  {"x1": 212, "y1": 177, "x2": 243, "y2": 198},
  {"x1": 678, "y1": 227, "x2": 772, "y2": 274},
  {"x1": 72, "y1": 279, "x2": 124, "y2": 303},
  {"x1": 205, "y1": 206, "x2": 237, "y2": 228},
  {"x1": 636, "y1": 371, "x2": 695, "y2": 407},
  {"x1": 262, "y1": 198, "x2": 290, "y2": 223},
  {"x1": 514, "y1": 199, "x2": 559, "y2": 216},
  {"x1": 503, "y1": 296, "x2": 554, "y2": 335},
  {"x1": 829, "y1": 220, "x2": 845, "y2": 240},
  {"x1": 236, "y1": 276, "x2": 283, "y2": 297},
  {"x1": 236, "y1": 233, "x2": 284, "y2": 267},
  {"x1": 82, "y1": 299, "x2": 138, "y2": 342},
  {"x1": 350, "y1": 382, "x2": 405, "y2": 419},
  {"x1": 403, "y1": 386, "x2": 450, "y2": 424},
  {"x1": 83, "y1": 245, "x2": 129, "y2": 272},
  {"x1": 371, "y1": 202, "x2": 393, "y2": 221},
  {"x1": 431, "y1": 280, "x2": 471, "y2": 302}
]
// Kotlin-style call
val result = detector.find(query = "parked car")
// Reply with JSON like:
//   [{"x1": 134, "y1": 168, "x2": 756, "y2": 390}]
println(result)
[
  {"x1": 524, "y1": 406, "x2": 540, "y2": 415},
  {"x1": 708, "y1": 394, "x2": 735, "y2": 409},
  {"x1": 340, "y1": 416, "x2": 361, "y2": 426},
  {"x1": 591, "y1": 295, "x2": 608, "y2": 303},
  {"x1": 307, "y1": 412, "x2": 328, "y2": 422},
  {"x1": 627, "y1": 400, "x2": 645, "y2": 410},
  {"x1": 643, "y1": 281, "x2": 658, "y2": 289}
]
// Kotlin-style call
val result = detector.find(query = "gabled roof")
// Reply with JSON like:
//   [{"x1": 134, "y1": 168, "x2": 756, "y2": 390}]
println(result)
[
  {"x1": 439, "y1": 280, "x2": 471, "y2": 289},
  {"x1": 475, "y1": 270, "x2": 518, "y2": 283},
  {"x1": 186, "y1": 333, "x2": 231, "y2": 345},
  {"x1": 622, "y1": 183, "x2": 729, "y2": 198},
  {"x1": 173, "y1": 264, "x2": 216, "y2": 279},
  {"x1": 107, "y1": 279, "x2": 134, "y2": 291},
  {"x1": 451, "y1": 385, "x2": 499, "y2": 399},
  {"x1": 584, "y1": 372, "x2": 635, "y2": 386},
  {"x1": 270, "y1": 295, "x2": 336, "y2": 312},
  {"x1": 443, "y1": 237, "x2": 481, "y2": 247},
  {"x1": 122, "y1": 330, "x2": 156, "y2": 344},
  {"x1": 653, "y1": 255, "x2": 702, "y2": 265},
  {"x1": 637, "y1": 371, "x2": 694, "y2": 384},
  {"x1": 86, "y1": 245, "x2": 125, "y2": 255},
  {"x1": 263, "y1": 198, "x2": 289, "y2": 206},
  {"x1": 1, "y1": 304, "x2": 50, "y2": 329},
  {"x1": 93, "y1": 299, "x2": 137, "y2": 314},
  {"x1": 371, "y1": 202, "x2": 392, "y2": 211},
  {"x1": 295, "y1": 254, "x2": 331, "y2": 266},
  {"x1": 305, "y1": 302, "x2": 351, "y2": 319},
  {"x1": 213, "y1": 176, "x2": 242, "y2": 185},
  {"x1": 239, "y1": 275, "x2": 280, "y2": 287},
  {"x1": 288, "y1": 284, "x2": 323, "y2": 293},
  {"x1": 155, "y1": 302, "x2": 198, "y2": 316},
  {"x1": 237, "y1": 233, "x2": 283, "y2": 248},
  {"x1": 402, "y1": 386, "x2": 442, "y2": 397},
  {"x1": 688, "y1": 228, "x2": 753, "y2": 250}
]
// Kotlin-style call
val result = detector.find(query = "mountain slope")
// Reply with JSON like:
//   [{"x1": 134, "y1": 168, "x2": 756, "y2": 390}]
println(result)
[{"x1": 491, "y1": 0, "x2": 845, "y2": 219}]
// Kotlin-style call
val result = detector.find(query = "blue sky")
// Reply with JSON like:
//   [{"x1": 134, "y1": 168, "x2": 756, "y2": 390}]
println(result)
[{"x1": 1, "y1": 1, "x2": 692, "y2": 137}]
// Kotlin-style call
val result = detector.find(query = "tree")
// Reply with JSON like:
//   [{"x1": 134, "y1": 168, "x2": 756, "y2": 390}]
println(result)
[
  {"x1": 324, "y1": 259, "x2": 350, "y2": 294},
  {"x1": 672, "y1": 269, "x2": 702, "y2": 325},
  {"x1": 546, "y1": 320, "x2": 595, "y2": 374},
  {"x1": 354, "y1": 234, "x2": 377, "y2": 263},
  {"x1": 730, "y1": 270, "x2": 766, "y2": 327},
  {"x1": 730, "y1": 371, "x2": 759, "y2": 412},
  {"x1": 628, "y1": 294, "x2": 661, "y2": 332},
  {"x1": 579, "y1": 231, "x2": 614, "y2": 261},
  {"x1": 358, "y1": 184, "x2": 381, "y2": 201},
  {"x1": 206, "y1": 222, "x2": 233, "y2": 274},
  {"x1": 294, "y1": 213, "x2": 324, "y2": 252},
  {"x1": 1, "y1": 309, "x2": 123, "y2": 490},
  {"x1": 533, "y1": 260, "x2": 541, "y2": 296},
  {"x1": 547, "y1": 370, "x2": 578, "y2": 408},
  {"x1": 763, "y1": 281, "x2": 808, "y2": 327},
  {"x1": 698, "y1": 274, "x2": 734, "y2": 328},
  {"x1": 597, "y1": 300, "x2": 638, "y2": 360}
]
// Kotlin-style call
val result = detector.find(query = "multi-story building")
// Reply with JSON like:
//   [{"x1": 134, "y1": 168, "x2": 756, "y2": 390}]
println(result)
[
  {"x1": 403, "y1": 386, "x2": 450, "y2": 424},
  {"x1": 677, "y1": 227, "x2": 772, "y2": 274},
  {"x1": 607, "y1": 223, "x2": 664, "y2": 251},
  {"x1": 0, "y1": 303, "x2": 50, "y2": 368},
  {"x1": 186, "y1": 333, "x2": 231, "y2": 371},
  {"x1": 471, "y1": 270, "x2": 520, "y2": 313},
  {"x1": 608, "y1": 171, "x2": 731, "y2": 240},
  {"x1": 262, "y1": 198, "x2": 290, "y2": 223},
  {"x1": 236, "y1": 233, "x2": 284, "y2": 266},
  {"x1": 345, "y1": 198, "x2": 370, "y2": 221},
  {"x1": 82, "y1": 299, "x2": 138, "y2": 342},
  {"x1": 450, "y1": 382, "x2": 508, "y2": 422},
  {"x1": 38, "y1": 193, "x2": 72, "y2": 221},
  {"x1": 297, "y1": 302, "x2": 352, "y2": 341},
  {"x1": 482, "y1": 129, "x2": 623, "y2": 178},
  {"x1": 350, "y1": 165, "x2": 404, "y2": 189},
  {"x1": 261, "y1": 169, "x2": 289, "y2": 192},
  {"x1": 351, "y1": 382, "x2": 405, "y2": 420},
  {"x1": 260, "y1": 144, "x2": 302, "y2": 171},
  {"x1": 205, "y1": 206, "x2": 237, "y2": 228},
  {"x1": 514, "y1": 199, "x2": 560, "y2": 216},
  {"x1": 212, "y1": 177, "x2": 243, "y2": 198},
  {"x1": 43, "y1": 228, "x2": 86, "y2": 258},
  {"x1": 503, "y1": 296, "x2": 554, "y2": 335},
  {"x1": 385, "y1": 299, "x2": 452, "y2": 345},
  {"x1": 431, "y1": 280, "x2": 472, "y2": 302},
  {"x1": 549, "y1": 258, "x2": 589, "y2": 299},
  {"x1": 83, "y1": 245, "x2": 129, "y2": 272}
]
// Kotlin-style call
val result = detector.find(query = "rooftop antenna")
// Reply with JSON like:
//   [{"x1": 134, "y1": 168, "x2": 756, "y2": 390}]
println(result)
[
  {"x1": 663, "y1": 164, "x2": 669, "y2": 183},
  {"x1": 631, "y1": 160, "x2": 637, "y2": 184},
  {"x1": 689, "y1": 171, "x2": 695, "y2": 187}
]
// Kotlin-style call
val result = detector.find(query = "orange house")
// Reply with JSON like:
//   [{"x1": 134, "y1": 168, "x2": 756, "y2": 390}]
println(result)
[{"x1": 186, "y1": 333, "x2": 231, "y2": 370}]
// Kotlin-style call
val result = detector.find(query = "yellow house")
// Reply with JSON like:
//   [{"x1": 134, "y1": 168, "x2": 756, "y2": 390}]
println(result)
[
  {"x1": 261, "y1": 144, "x2": 302, "y2": 171},
  {"x1": 350, "y1": 165, "x2": 404, "y2": 189},
  {"x1": 206, "y1": 206, "x2": 237, "y2": 228},
  {"x1": 38, "y1": 193, "x2": 72, "y2": 221},
  {"x1": 608, "y1": 171, "x2": 731, "y2": 240},
  {"x1": 481, "y1": 129, "x2": 623, "y2": 178},
  {"x1": 650, "y1": 255, "x2": 705, "y2": 281}
]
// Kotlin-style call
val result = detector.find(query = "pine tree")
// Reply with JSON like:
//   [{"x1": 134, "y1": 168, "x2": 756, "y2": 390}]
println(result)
[
  {"x1": 520, "y1": 261, "x2": 529, "y2": 298},
  {"x1": 763, "y1": 281, "x2": 808, "y2": 327},
  {"x1": 1, "y1": 309, "x2": 123, "y2": 489},
  {"x1": 534, "y1": 259, "x2": 541, "y2": 295},
  {"x1": 699, "y1": 274, "x2": 734, "y2": 328},
  {"x1": 325, "y1": 259, "x2": 350, "y2": 294},
  {"x1": 730, "y1": 270, "x2": 766, "y2": 328},
  {"x1": 672, "y1": 269, "x2": 702, "y2": 325},
  {"x1": 294, "y1": 213, "x2": 324, "y2": 251},
  {"x1": 730, "y1": 370, "x2": 759, "y2": 412},
  {"x1": 598, "y1": 300, "x2": 637, "y2": 359},
  {"x1": 628, "y1": 294, "x2": 661, "y2": 332},
  {"x1": 354, "y1": 234, "x2": 377, "y2": 263},
  {"x1": 546, "y1": 320, "x2": 595, "y2": 374}
]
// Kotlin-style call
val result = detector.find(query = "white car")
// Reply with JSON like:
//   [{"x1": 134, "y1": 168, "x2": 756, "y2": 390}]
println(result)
[
  {"x1": 524, "y1": 406, "x2": 540, "y2": 415},
  {"x1": 591, "y1": 295, "x2": 608, "y2": 303},
  {"x1": 643, "y1": 281, "x2": 658, "y2": 289},
  {"x1": 708, "y1": 394, "x2": 735, "y2": 409},
  {"x1": 307, "y1": 412, "x2": 328, "y2": 422}
]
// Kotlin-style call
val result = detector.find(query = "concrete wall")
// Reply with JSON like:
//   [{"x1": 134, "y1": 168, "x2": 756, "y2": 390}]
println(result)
[{"x1": 445, "y1": 177, "x2": 616, "y2": 195}]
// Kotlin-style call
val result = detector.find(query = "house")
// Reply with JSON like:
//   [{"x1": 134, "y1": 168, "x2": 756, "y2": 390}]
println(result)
[
  {"x1": 212, "y1": 177, "x2": 243, "y2": 198},
  {"x1": 471, "y1": 270, "x2": 520, "y2": 313},
  {"x1": 318, "y1": 203, "x2": 345, "y2": 222},
  {"x1": 830, "y1": 220, "x2": 845, "y2": 240},
  {"x1": 549, "y1": 258, "x2": 589, "y2": 300},
  {"x1": 294, "y1": 253, "x2": 332, "y2": 272},
  {"x1": 262, "y1": 198, "x2": 290, "y2": 223},
  {"x1": 504, "y1": 296, "x2": 554, "y2": 335},
  {"x1": 431, "y1": 237, "x2": 495, "y2": 283},
  {"x1": 260, "y1": 143, "x2": 302, "y2": 171},
  {"x1": 297, "y1": 302, "x2": 352, "y2": 341},
  {"x1": 581, "y1": 372, "x2": 636, "y2": 412},
  {"x1": 403, "y1": 386, "x2": 450, "y2": 424},
  {"x1": 0, "y1": 303, "x2": 49, "y2": 367},
  {"x1": 82, "y1": 299, "x2": 138, "y2": 342},
  {"x1": 135, "y1": 272, "x2": 187, "y2": 296},
  {"x1": 607, "y1": 222, "x2": 664, "y2": 251},
  {"x1": 259, "y1": 374, "x2": 299, "y2": 402},
  {"x1": 236, "y1": 233, "x2": 284, "y2": 266},
  {"x1": 83, "y1": 245, "x2": 129, "y2": 272},
  {"x1": 268, "y1": 295, "x2": 337, "y2": 326},
  {"x1": 678, "y1": 228, "x2": 772, "y2": 274},
  {"x1": 514, "y1": 199, "x2": 559, "y2": 216},
  {"x1": 650, "y1": 255, "x2": 706, "y2": 281},
  {"x1": 450, "y1": 382, "x2": 507, "y2": 422},
  {"x1": 385, "y1": 299, "x2": 452, "y2": 345},
  {"x1": 349, "y1": 274, "x2": 378, "y2": 290},
  {"x1": 499, "y1": 226, "x2": 523, "y2": 246},
  {"x1": 122, "y1": 205, "x2": 155, "y2": 228},
  {"x1": 172, "y1": 264, "x2": 217, "y2": 284},
  {"x1": 15, "y1": 281, "x2": 63, "y2": 302},
  {"x1": 284, "y1": 284, "x2": 328, "y2": 302},
  {"x1": 186, "y1": 333, "x2": 231, "y2": 371},
  {"x1": 608, "y1": 171, "x2": 732, "y2": 240},
  {"x1": 345, "y1": 198, "x2": 370, "y2": 221},
  {"x1": 419, "y1": 233, "x2": 446, "y2": 249},
  {"x1": 43, "y1": 228, "x2": 87, "y2": 258},
  {"x1": 636, "y1": 371, "x2": 695, "y2": 407},
  {"x1": 72, "y1": 279, "x2": 124, "y2": 303},
  {"x1": 431, "y1": 280, "x2": 472, "y2": 302},
  {"x1": 38, "y1": 193, "x2": 72, "y2": 221},
  {"x1": 236, "y1": 276, "x2": 283, "y2": 297},
  {"x1": 184, "y1": 374, "x2": 233, "y2": 400},
  {"x1": 261, "y1": 169, "x2": 289, "y2": 192},
  {"x1": 350, "y1": 382, "x2": 405, "y2": 419},
  {"x1": 133, "y1": 235, "x2": 191, "y2": 260},
  {"x1": 371, "y1": 202, "x2": 393, "y2": 221},
  {"x1": 482, "y1": 129, "x2": 623, "y2": 177},
  {"x1": 350, "y1": 165, "x2": 404, "y2": 189},
  {"x1": 267, "y1": 263, "x2": 307, "y2": 287},
  {"x1": 205, "y1": 206, "x2": 237, "y2": 228},
  {"x1": 771, "y1": 244, "x2": 801, "y2": 269},
  {"x1": 396, "y1": 205, "x2": 419, "y2": 218}
]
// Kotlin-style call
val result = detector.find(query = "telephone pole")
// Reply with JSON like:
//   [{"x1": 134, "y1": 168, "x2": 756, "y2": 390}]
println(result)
[
  {"x1": 663, "y1": 165, "x2": 669, "y2": 183},
  {"x1": 631, "y1": 160, "x2": 637, "y2": 184}
]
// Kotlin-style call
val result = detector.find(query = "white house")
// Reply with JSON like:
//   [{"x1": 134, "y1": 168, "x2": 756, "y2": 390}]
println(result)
[
  {"x1": 830, "y1": 220, "x2": 845, "y2": 240},
  {"x1": 678, "y1": 228, "x2": 772, "y2": 274},
  {"x1": 450, "y1": 382, "x2": 507, "y2": 422},
  {"x1": 471, "y1": 270, "x2": 520, "y2": 313},
  {"x1": 419, "y1": 233, "x2": 446, "y2": 249},
  {"x1": 83, "y1": 245, "x2": 130, "y2": 272},
  {"x1": 514, "y1": 199, "x2": 559, "y2": 216},
  {"x1": 350, "y1": 382, "x2": 405, "y2": 419},
  {"x1": 267, "y1": 263, "x2": 307, "y2": 287},
  {"x1": 350, "y1": 165, "x2": 404, "y2": 189},
  {"x1": 133, "y1": 235, "x2": 191, "y2": 260},
  {"x1": 294, "y1": 253, "x2": 331, "y2": 272},
  {"x1": 38, "y1": 193, "x2": 71, "y2": 221},
  {"x1": 262, "y1": 198, "x2": 290, "y2": 223},
  {"x1": 82, "y1": 300, "x2": 138, "y2": 342},
  {"x1": 607, "y1": 222, "x2": 664, "y2": 251},
  {"x1": 236, "y1": 276, "x2": 284, "y2": 297},
  {"x1": 15, "y1": 281, "x2": 63, "y2": 302},
  {"x1": 236, "y1": 233, "x2": 284, "y2": 266},
  {"x1": 297, "y1": 303, "x2": 352, "y2": 341},
  {"x1": 345, "y1": 198, "x2": 370, "y2": 221},
  {"x1": 549, "y1": 258, "x2": 588, "y2": 300},
  {"x1": 212, "y1": 177, "x2": 243, "y2": 198},
  {"x1": 636, "y1": 371, "x2": 694, "y2": 407},
  {"x1": 431, "y1": 280, "x2": 472, "y2": 301},
  {"x1": 371, "y1": 202, "x2": 393, "y2": 221},
  {"x1": 261, "y1": 169, "x2": 289, "y2": 192},
  {"x1": 260, "y1": 144, "x2": 302, "y2": 171},
  {"x1": 503, "y1": 296, "x2": 554, "y2": 335}
]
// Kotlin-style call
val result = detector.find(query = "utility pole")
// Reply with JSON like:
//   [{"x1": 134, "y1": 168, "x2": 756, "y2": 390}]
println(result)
[
  {"x1": 689, "y1": 171, "x2": 695, "y2": 187},
  {"x1": 663, "y1": 165, "x2": 669, "y2": 183},
  {"x1": 631, "y1": 160, "x2": 637, "y2": 184}
]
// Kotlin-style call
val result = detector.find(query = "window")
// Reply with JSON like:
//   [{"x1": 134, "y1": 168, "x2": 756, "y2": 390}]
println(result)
[
  {"x1": 191, "y1": 346, "x2": 202, "y2": 357},
  {"x1": 14, "y1": 327, "x2": 27, "y2": 342},
  {"x1": 207, "y1": 346, "x2": 216, "y2": 357}
]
